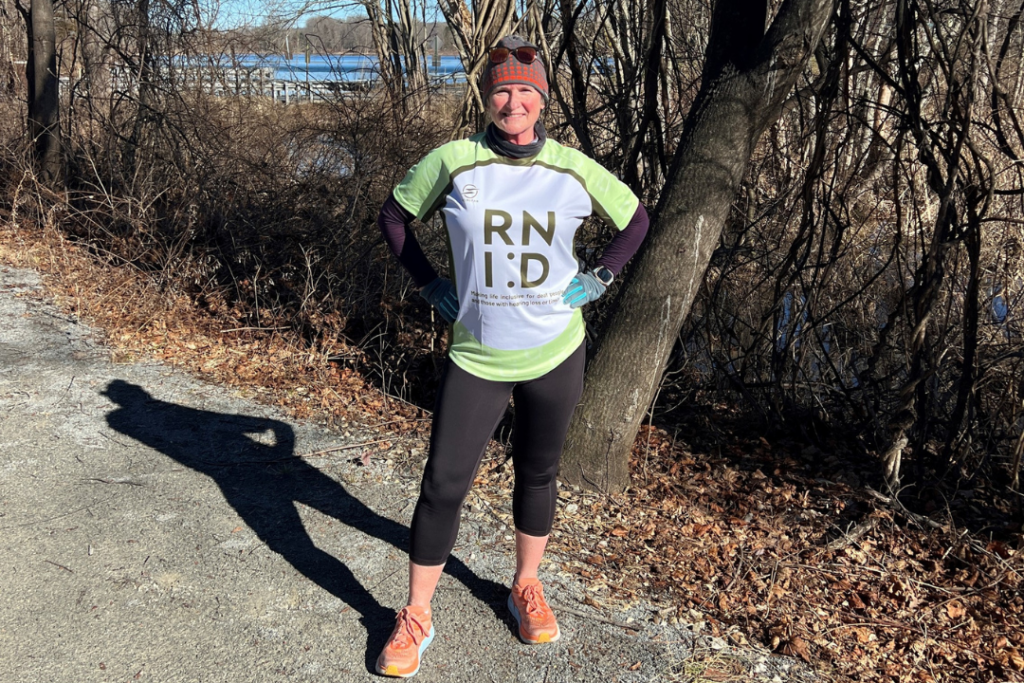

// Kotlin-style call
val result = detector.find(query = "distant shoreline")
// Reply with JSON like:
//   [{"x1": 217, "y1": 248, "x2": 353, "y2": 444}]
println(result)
[{"x1": 269, "y1": 51, "x2": 464, "y2": 58}]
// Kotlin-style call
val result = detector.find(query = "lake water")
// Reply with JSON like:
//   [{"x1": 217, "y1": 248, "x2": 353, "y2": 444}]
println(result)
[{"x1": 223, "y1": 54, "x2": 467, "y2": 84}]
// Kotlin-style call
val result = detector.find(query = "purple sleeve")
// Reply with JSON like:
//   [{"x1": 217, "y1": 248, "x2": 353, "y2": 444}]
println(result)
[
  {"x1": 596, "y1": 203, "x2": 649, "y2": 275},
  {"x1": 378, "y1": 193, "x2": 440, "y2": 288}
]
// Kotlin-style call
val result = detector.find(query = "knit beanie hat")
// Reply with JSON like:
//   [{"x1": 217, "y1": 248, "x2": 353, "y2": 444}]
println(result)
[{"x1": 479, "y1": 35, "x2": 549, "y2": 102}]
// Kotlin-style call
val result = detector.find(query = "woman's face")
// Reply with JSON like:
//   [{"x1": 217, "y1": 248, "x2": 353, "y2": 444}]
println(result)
[{"x1": 486, "y1": 84, "x2": 545, "y2": 145}]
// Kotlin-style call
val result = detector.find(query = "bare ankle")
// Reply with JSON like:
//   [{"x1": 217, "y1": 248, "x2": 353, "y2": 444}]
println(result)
[{"x1": 513, "y1": 574, "x2": 538, "y2": 587}]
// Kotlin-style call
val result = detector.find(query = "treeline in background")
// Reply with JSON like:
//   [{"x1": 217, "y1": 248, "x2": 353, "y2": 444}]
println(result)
[
  {"x1": 250, "y1": 16, "x2": 454, "y2": 57},
  {"x1": 1, "y1": 0, "x2": 1024, "y2": 506}
]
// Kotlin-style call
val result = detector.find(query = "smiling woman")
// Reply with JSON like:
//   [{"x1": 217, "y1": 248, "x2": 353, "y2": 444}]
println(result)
[
  {"x1": 373, "y1": 34, "x2": 650, "y2": 678},
  {"x1": 486, "y1": 85, "x2": 545, "y2": 145},
  {"x1": 480, "y1": 40, "x2": 548, "y2": 146}
]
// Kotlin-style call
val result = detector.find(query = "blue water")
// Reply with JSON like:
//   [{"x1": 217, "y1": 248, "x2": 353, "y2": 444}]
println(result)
[
  {"x1": 993, "y1": 294, "x2": 1008, "y2": 324},
  {"x1": 210, "y1": 54, "x2": 467, "y2": 83}
]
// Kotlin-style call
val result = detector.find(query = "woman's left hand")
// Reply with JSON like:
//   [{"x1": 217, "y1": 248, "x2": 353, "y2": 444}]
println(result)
[{"x1": 562, "y1": 271, "x2": 607, "y2": 308}]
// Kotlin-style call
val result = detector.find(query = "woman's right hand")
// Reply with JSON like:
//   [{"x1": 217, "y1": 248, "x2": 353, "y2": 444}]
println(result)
[
  {"x1": 562, "y1": 270, "x2": 607, "y2": 308},
  {"x1": 419, "y1": 277, "x2": 460, "y2": 323}
]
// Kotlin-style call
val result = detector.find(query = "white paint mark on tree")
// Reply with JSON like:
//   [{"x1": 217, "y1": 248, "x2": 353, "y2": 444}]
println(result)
[
  {"x1": 684, "y1": 215, "x2": 705, "y2": 308},
  {"x1": 647, "y1": 295, "x2": 674, "y2": 404},
  {"x1": 624, "y1": 387, "x2": 641, "y2": 423},
  {"x1": 765, "y1": 55, "x2": 778, "y2": 102}
]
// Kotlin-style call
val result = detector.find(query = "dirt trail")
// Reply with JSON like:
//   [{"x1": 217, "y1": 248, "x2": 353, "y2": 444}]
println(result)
[{"x1": 0, "y1": 265, "x2": 814, "y2": 683}]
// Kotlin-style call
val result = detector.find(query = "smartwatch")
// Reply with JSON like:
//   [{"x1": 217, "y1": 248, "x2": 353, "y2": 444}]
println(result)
[{"x1": 592, "y1": 266, "x2": 615, "y2": 287}]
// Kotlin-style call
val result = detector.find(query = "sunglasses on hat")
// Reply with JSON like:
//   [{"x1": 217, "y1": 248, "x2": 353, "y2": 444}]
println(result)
[{"x1": 489, "y1": 46, "x2": 538, "y2": 64}]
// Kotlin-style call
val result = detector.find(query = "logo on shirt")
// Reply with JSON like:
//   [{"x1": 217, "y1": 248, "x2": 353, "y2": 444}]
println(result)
[
  {"x1": 483, "y1": 209, "x2": 555, "y2": 288},
  {"x1": 462, "y1": 185, "x2": 480, "y2": 200}
]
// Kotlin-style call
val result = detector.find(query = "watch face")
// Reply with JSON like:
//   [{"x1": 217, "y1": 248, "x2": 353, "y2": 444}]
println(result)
[{"x1": 595, "y1": 267, "x2": 614, "y2": 286}]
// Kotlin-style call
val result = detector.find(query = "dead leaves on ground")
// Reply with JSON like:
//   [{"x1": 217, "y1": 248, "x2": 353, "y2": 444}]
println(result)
[{"x1": 479, "y1": 421, "x2": 1024, "y2": 683}]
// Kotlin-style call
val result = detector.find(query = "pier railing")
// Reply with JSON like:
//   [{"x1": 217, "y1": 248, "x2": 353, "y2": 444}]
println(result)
[{"x1": 104, "y1": 61, "x2": 463, "y2": 104}]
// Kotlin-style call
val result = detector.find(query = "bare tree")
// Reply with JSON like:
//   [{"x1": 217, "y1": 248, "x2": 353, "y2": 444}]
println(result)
[
  {"x1": 1, "y1": 0, "x2": 24, "y2": 99},
  {"x1": 15, "y1": 0, "x2": 60, "y2": 181},
  {"x1": 642, "y1": 0, "x2": 1024, "y2": 498},
  {"x1": 436, "y1": 0, "x2": 516, "y2": 131},
  {"x1": 358, "y1": 0, "x2": 430, "y2": 112},
  {"x1": 561, "y1": 0, "x2": 835, "y2": 492}
]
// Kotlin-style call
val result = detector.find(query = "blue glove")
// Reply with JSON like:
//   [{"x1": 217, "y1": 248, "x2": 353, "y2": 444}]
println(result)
[
  {"x1": 562, "y1": 271, "x2": 607, "y2": 308},
  {"x1": 420, "y1": 277, "x2": 459, "y2": 323}
]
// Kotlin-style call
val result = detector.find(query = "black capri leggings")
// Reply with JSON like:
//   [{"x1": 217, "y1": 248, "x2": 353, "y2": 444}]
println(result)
[{"x1": 408, "y1": 342, "x2": 585, "y2": 566}]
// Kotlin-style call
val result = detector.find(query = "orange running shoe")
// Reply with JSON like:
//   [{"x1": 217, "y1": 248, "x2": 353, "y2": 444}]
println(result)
[
  {"x1": 375, "y1": 605, "x2": 435, "y2": 678},
  {"x1": 508, "y1": 578, "x2": 560, "y2": 644}
]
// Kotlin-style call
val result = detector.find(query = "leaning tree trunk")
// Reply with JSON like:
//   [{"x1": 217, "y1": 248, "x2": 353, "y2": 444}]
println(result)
[
  {"x1": 25, "y1": 0, "x2": 60, "y2": 182},
  {"x1": 561, "y1": 0, "x2": 834, "y2": 492}
]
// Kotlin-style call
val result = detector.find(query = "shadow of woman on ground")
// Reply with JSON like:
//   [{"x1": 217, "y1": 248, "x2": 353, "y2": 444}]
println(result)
[{"x1": 101, "y1": 379, "x2": 506, "y2": 672}]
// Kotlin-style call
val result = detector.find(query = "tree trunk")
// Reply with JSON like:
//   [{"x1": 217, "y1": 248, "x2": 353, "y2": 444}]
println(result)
[
  {"x1": 81, "y1": 0, "x2": 111, "y2": 101},
  {"x1": 26, "y1": 0, "x2": 60, "y2": 182},
  {"x1": 127, "y1": 0, "x2": 153, "y2": 170},
  {"x1": 561, "y1": 0, "x2": 834, "y2": 492}
]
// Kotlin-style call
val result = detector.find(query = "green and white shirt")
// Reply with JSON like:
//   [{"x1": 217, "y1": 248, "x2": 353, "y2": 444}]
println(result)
[{"x1": 393, "y1": 133, "x2": 639, "y2": 382}]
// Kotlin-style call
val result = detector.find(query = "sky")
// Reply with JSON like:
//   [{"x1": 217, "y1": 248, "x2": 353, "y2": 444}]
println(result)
[{"x1": 212, "y1": 0, "x2": 361, "y2": 31}]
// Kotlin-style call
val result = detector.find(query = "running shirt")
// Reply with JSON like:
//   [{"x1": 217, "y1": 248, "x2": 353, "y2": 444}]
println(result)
[{"x1": 392, "y1": 133, "x2": 639, "y2": 382}]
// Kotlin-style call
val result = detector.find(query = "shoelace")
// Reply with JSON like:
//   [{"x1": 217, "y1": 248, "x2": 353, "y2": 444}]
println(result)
[
  {"x1": 392, "y1": 609, "x2": 430, "y2": 648},
  {"x1": 519, "y1": 584, "x2": 548, "y2": 617}
]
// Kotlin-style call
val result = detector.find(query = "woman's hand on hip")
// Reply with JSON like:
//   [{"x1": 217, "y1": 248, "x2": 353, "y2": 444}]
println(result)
[
  {"x1": 562, "y1": 271, "x2": 608, "y2": 309},
  {"x1": 420, "y1": 277, "x2": 460, "y2": 323}
]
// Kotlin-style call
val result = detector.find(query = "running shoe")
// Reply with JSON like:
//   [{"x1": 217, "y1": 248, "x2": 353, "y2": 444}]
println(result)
[
  {"x1": 508, "y1": 578, "x2": 560, "y2": 644},
  {"x1": 375, "y1": 605, "x2": 435, "y2": 677}
]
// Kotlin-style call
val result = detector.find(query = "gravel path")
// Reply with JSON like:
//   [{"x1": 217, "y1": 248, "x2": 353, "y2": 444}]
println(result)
[{"x1": 0, "y1": 265, "x2": 816, "y2": 683}]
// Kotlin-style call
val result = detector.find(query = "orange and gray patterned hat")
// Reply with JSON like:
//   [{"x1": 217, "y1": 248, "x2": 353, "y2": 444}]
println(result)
[{"x1": 479, "y1": 35, "x2": 549, "y2": 102}]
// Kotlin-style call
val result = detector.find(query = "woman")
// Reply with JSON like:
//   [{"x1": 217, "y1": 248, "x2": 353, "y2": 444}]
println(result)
[{"x1": 376, "y1": 35, "x2": 649, "y2": 677}]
